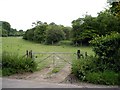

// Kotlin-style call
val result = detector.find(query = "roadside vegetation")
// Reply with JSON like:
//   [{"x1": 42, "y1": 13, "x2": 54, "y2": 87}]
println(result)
[
  {"x1": 2, "y1": 51, "x2": 37, "y2": 76},
  {"x1": 72, "y1": 33, "x2": 120, "y2": 85}
]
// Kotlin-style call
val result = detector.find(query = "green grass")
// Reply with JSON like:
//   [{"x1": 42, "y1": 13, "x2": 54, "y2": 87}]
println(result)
[
  {"x1": 2, "y1": 37, "x2": 94, "y2": 75},
  {"x1": 2, "y1": 37, "x2": 94, "y2": 55}
]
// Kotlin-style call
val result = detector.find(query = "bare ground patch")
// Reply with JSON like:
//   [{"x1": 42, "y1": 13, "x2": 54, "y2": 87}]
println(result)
[{"x1": 6, "y1": 63, "x2": 71, "y2": 83}]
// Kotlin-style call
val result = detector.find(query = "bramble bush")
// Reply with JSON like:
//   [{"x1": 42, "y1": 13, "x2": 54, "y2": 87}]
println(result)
[{"x1": 2, "y1": 51, "x2": 37, "y2": 76}]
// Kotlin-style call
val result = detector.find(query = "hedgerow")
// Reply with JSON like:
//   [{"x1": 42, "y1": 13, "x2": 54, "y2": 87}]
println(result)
[
  {"x1": 90, "y1": 32, "x2": 120, "y2": 72},
  {"x1": 72, "y1": 32, "x2": 120, "y2": 85}
]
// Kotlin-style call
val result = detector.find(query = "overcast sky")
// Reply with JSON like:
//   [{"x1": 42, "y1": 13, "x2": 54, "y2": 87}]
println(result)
[{"x1": 0, "y1": 0, "x2": 108, "y2": 31}]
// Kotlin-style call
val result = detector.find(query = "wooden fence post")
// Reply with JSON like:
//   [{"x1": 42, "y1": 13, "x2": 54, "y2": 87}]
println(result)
[
  {"x1": 85, "y1": 52, "x2": 87, "y2": 58},
  {"x1": 26, "y1": 50, "x2": 29, "y2": 58},
  {"x1": 77, "y1": 50, "x2": 80, "y2": 59},
  {"x1": 29, "y1": 50, "x2": 33, "y2": 58}
]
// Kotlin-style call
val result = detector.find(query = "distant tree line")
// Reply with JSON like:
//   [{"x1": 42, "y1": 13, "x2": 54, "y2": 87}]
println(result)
[
  {"x1": 23, "y1": 0, "x2": 120, "y2": 45},
  {"x1": 23, "y1": 9, "x2": 120, "y2": 45},
  {"x1": 0, "y1": 21, "x2": 24, "y2": 37},
  {"x1": 23, "y1": 21, "x2": 71, "y2": 44}
]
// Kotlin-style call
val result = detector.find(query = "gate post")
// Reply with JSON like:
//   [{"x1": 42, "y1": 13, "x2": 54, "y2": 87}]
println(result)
[
  {"x1": 85, "y1": 52, "x2": 87, "y2": 58},
  {"x1": 53, "y1": 53, "x2": 55, "y2": 67},
  {"x1": 77, "y1": 50, "x2": 80, "y2": 59},
  {"x1": 26, "y1": 50, "x2": 29, "y2": 58},
  {"x1": 29, "y1": 50, "x2": 33, "y2": 59}
]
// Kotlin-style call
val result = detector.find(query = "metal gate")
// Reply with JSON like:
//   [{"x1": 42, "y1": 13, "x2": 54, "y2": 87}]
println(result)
[{"x1": 32, "y1": 52, "x2": 77, "y2": 71}]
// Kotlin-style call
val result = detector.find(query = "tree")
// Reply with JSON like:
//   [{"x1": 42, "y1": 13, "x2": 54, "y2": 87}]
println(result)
[
  {"x1": 71, "y1": 10, "x2": 120, "y2": 45},
  {"x1": 71, "y1": 15, "x2": 97, "y2": 45},
  {"x1": 23, "y1": 28, "x2": 35, "y2": 41},
  {"x1": 18, "y1": 30, "x2": 24, "y2": 36},
  {"x1": 96, "y1": 10, "x2": 120, "y2": 35},
  {"x1": 45, "y1": 24, "x2": 65, "y2": 44},
  {"x1": 33, "y1": 23, "x2": 47, "y2": 43},
  {"x1": 2, "y1": 21, "x2": 11, "y2": 36},
  {"x1": 63, "y1": 26, "x2": 72, "y2": 40},
  {"x1": 109, "y1": 1, "x2": 120, "y2": 18}
]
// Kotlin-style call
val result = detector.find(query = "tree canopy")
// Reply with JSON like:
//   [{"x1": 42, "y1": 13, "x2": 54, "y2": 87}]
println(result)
[
  {"x1": 23, "y1": 21, "x2": 71, "y2": 44},
  {"x1": 1, "y1": 21, "x2": 24, "y2": 37}
]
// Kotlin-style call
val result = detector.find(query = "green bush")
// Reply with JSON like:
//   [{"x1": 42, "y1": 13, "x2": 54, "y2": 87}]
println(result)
[
  {"x1": 72, "y1": 56, "x2": 98, "y2": 81},
  {"x1": 86, "y1": 71, "x2": 119, "y2": 85},
  {"x1": 45, "y1": 25, "x2": 65, "y2": 44},
  {"x1": 90, "y1": 32, "x2": 120, "y2": 71},
  {"x1": 72, "y1": 32, "x2": 120, "y2": 85},
  {"x1": 72, "y1": 56, "x2": 120, "y2": 85},
  {"x1": 2, "y1": 51, "x2": 37, "y2": 76}
]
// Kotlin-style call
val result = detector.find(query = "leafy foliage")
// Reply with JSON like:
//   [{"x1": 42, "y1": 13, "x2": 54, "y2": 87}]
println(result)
[
  {"x1": 23, "y1": 21, "x2": 71, "y2": 44},
  {"x1": 90, "y1": 32, "x2": 120, "y2": 72},
  {"x1": 45, "y1": 25, "x2": 65, "y2": 44},
  {"x1": 85, "y1": 70, "x2": 119, "y2": 85},
  {"x1": 71, "y1": 10, "x2": 120, "y2": 45},
  {"x1": 1, "y1": 21, "x2": 24, "y2": 37},
  {"x1": 2, "y1": 51, "x2": 37, "y2": 76},
  {"x1": 72, "y1": 56, "x2": 98, "y2": 80},
  {"x1": 72, "y1": 56, "x2": 119, "y2": 85},
  {"x1": 109, "y1": 1, "x2": 120, "y2": 18}
]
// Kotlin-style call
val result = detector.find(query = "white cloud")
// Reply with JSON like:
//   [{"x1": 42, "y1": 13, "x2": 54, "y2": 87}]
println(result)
[{"x1": 0, "y1": 0, "x2": 107, "y2": 30}]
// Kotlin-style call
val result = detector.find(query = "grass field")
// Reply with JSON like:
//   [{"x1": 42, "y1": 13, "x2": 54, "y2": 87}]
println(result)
[
  {"x1": 2, "y1": 37, "x2": 94, "y2": 55},
  {"x1": 2, "y1": 37, "x2": 94, "y2": 74}
]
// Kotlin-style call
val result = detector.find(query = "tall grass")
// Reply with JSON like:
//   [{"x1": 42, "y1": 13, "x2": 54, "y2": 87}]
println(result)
[{"x1": 2, "y1": 51, "x2": 37, "y2": 76}]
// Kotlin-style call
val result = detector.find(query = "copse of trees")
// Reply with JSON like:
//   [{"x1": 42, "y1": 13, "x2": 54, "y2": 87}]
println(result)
[
  {"x1": 0, "y1": 21, "x2": 24, "y2": 37},
  {"x1": 71, "y1": 10, "x2": 120, "y2": 45},
  {"x1": 23, "y1": 21, "x2": 71, "y2": 44}
]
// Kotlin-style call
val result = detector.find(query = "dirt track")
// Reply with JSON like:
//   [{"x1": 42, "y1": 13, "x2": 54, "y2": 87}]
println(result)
[
  {"x1": 7, "y1": 64, "x2": 71, "y2": 83},
  {"x1": 4, "y1": 64, "x2": 118, "y2": 88}
]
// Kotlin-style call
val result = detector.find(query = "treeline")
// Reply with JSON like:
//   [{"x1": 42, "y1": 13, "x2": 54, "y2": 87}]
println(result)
[
  {"x1": 71, "y1": 10, "x2": 120, "y2": 45},
  {"x1": 0, "y1": 21, "x2": 24, "y2": 37},
  {"x1": 23, "y1": 9, "x2": 120, "y2": 45},
  {"x1": 23, "y1": 22, "x2": 71, "y2": 44}
]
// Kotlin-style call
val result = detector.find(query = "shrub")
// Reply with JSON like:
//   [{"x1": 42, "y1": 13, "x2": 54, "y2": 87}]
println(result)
[
  {"x1": 90, "y1": 32, "x2": 120, "y2": 72},
  {"x1": 72, "y1": 56, "x2": 120, "y2": 85},
  {"x1": 45, "y1": 25, "x2": 65, "y2": 44},
  {"x1": 72, "y1": 56, "x2": 98, "y2": 81},
  {"x1": 86, "y1": 70, "x2": 119, "y2": 85},
  {"x1": 2, "y1": 51, "x2": 37, "y2": 76},
  {"x1": 72, "y1": 32, "x2": 120, "y2": 85}
]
